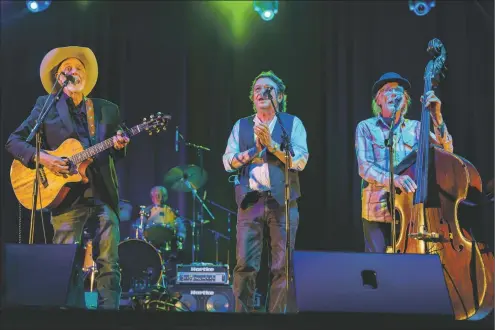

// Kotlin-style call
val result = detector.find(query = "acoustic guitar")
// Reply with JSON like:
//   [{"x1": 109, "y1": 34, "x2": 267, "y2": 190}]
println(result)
[{"x1": 10, "y1": 112, "x2": 171, "y2": 211}]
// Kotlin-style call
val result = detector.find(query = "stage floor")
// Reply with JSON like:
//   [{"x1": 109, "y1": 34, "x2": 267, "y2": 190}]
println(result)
[{"x1": 1, "y1": 308, "x2": 493, "y2": 330}]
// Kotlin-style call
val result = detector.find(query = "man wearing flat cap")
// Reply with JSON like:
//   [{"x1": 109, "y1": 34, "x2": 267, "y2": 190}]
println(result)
[
  {"x1": 354, "y1": 72, "x2": 453, "y2": 253},
  {"x1": 6, "y1": 46, "x2": 129, "y2": 309}
]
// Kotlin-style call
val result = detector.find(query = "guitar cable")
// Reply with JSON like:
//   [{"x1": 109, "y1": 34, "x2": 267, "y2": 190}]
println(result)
[
  {"x1": 18, "y1": 202, "x2": 22, "y2": 243},
  {"x1": 38, "y1": 173, "x2": 47, "y2": 244}
]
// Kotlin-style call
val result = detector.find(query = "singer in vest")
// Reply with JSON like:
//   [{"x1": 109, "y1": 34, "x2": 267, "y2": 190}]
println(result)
[
  {"x1": 223, "y1": 71, "x2": 309, "y2": 313},
  {"x1": 5, "y1": 46, "x2": 130, "y2": 310},
  {"x1": 355, "y1": 72, "x2": 453, "y2": 253}
]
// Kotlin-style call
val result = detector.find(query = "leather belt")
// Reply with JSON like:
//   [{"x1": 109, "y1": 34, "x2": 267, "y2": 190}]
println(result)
[{"x1": 256, "y1": 190, "x2": 272, "y2": 198}]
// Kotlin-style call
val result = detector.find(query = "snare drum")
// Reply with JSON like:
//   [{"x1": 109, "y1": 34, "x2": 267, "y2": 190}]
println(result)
[{"x1": 118, "y1": 239, "x2": 163, "y2": 292}]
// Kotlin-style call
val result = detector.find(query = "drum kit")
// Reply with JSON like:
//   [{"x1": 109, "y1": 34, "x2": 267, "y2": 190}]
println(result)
[{"x1": 81, "y1": 162, "x2": 235, "y2": 310}]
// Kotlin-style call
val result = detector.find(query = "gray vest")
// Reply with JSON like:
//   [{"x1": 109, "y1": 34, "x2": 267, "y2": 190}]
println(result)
[{"x1": 234, "y1": 113, "x2": 301, "y2": 209}]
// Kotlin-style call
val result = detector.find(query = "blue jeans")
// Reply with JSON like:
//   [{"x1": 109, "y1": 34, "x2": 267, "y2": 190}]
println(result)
[{"x1": 51, "y1": 204, "x2": 121, "y2": 310}]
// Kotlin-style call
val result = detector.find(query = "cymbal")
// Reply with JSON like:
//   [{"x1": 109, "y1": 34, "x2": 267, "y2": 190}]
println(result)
[{"x1": 164, "y1": 164, "x2": 208, "y2": 192}]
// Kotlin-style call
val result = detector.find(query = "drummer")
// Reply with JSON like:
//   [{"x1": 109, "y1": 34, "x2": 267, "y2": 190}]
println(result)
[{"x1": 142, "y1": 186, "x2": 186, "y2": 250}]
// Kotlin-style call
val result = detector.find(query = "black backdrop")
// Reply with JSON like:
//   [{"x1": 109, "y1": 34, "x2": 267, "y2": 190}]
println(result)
[{"x1": 1, "y1": 1, "x2": 493, "y2": 293}]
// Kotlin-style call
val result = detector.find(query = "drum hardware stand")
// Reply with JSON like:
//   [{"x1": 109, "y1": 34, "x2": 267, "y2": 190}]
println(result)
[
  {"x1": 207, "y1": 229, "x2": 231, "y2": 265},
  {"x1": 181, "y1": 215, "x2": 204, "y2": 264},
  {"x1": 190, "y1": 217, "x2": 197, "y2": 262},
  {"x1": 136, "y1": 205, "x2": 148, "y2": 240},
  {"x1": 177, "y1": 130, "x2": 211, "y2": 261},
  {"x1": 195, "y1": 211, "x2": 209, "y2": 262},
  {"x1": 205, "y1": 199, "x2": 236, "y2": 266},
  {"x1": 183, "y1": 179, "x2": 215, "y2": 263},
  {"x1": 170, "y1": 210, "x2": 200, "y2": 265}
]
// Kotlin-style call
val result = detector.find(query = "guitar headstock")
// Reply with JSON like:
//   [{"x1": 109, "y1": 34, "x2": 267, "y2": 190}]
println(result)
[{"x1": 142, "y1": 112, "x2": 172, "y2": 135}]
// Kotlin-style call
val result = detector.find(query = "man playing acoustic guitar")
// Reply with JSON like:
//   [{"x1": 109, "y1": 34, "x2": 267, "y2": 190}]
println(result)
[{"x1": 6, "y1": 46, "x2": 130, "y2": 310}]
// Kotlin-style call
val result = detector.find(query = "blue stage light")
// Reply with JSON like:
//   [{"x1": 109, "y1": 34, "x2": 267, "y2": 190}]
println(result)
[
  {"x1": 253, "y1": 1, "x2": 278, "y2": 22},
  {"x1": 408, "y1": 0, "x2": 435, "y2": 16},
  {"x1": 26, "y1": 1, "x2": 51, "y2": 14}
]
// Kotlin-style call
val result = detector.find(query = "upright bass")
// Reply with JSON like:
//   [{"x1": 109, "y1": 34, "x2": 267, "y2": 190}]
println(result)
[{"x1": 392, "y1": 38, "x2": 494, "y2": 321}]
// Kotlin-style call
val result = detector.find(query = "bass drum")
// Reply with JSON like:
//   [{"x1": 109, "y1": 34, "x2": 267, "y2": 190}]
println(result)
[{"x1": 118, "y1": 239, "x2": 163, "y2": 293}]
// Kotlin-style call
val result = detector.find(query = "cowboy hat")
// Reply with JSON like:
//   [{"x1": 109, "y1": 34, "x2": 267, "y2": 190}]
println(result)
[
  {"x1": 372, "y1": 72, "x2": 411, "y2": 95},
  {"x1": 39, "y1": 46, "x2": 98, "y2": 96}
]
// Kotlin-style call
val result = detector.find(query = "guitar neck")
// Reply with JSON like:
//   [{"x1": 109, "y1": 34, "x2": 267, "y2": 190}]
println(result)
[{"x1": 68, "y1": 124, "x2": 144, "y2": 164}]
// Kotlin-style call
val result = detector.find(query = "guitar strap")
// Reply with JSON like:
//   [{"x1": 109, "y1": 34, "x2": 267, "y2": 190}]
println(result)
[{"x1": 84, "y1": 97, "x2": 97, "y2": 145}]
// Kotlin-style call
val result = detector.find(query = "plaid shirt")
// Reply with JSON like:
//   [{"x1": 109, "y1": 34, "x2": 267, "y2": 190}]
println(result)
[{"x1": 355, "y1": 115, "x2": 453, "y2": 222}]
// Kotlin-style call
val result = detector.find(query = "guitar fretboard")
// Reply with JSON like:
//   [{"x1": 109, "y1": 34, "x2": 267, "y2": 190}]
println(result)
[{"x1": 68, "y1": 124, "x2": 144, "y2": 164}]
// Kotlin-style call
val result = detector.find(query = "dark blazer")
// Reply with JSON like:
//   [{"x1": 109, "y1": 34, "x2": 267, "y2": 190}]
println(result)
[{"x1": 5, "y1": 94, "x2": 126, "y2": 217}]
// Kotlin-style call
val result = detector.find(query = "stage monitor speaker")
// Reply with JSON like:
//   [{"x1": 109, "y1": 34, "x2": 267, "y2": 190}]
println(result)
[
  {"x1": 168, "y1": 284, "x2": 234, "y2": 312},
  {"x1": 2, "y1": 243, "x2": 85, "y2": 308},
  {"x1": 293, "y1": 251, "x2": 453, "y2": 316}
]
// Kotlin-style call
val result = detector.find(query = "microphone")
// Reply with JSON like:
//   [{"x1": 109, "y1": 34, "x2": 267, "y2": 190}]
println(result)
[
  {"x1": 394, "y1": 96, "x2": 402, "y2": 110},
  {"x1": 392, "y1": 96, "x2": 403, "y2": 118},
  {"x1": 175, "y1": 126, "x2": 179, "y2": 152},
  {"x1": 262, "y1": 87, "x2": 273, "y2": 99},
  {"x1": 61, "y1": 72, "x2": 80, "y2": 84}
]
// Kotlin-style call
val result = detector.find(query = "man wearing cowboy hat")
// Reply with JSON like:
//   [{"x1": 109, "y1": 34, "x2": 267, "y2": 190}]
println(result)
[
  {"x1": 354, "y1": 72, "x2": 453, "y2": 253},
  {"x1": 6, "y1": 46, "x2": 129, "y2": 309}
]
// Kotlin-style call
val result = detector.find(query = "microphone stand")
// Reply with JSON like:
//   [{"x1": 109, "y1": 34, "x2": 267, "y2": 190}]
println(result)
[
  {"x1": 266, "y1": 93, "x2": 295, "y2": 314},
  {"x1": 25, "y1": 80, "x2": 70, "y2": 244},
  {"x1": 386, "y1": 101, "x2": 401, "y2": 254}
]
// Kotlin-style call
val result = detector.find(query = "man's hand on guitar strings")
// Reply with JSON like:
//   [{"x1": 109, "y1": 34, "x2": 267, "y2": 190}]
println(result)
[
  {"x1": 113, "y1": 130, "x2": 130, "y2": 150},
  {"x1": 38, "y1": 152, "x2": 70, "y2": 177}
]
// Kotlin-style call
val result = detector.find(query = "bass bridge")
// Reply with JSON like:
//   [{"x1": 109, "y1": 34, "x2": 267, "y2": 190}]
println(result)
[{"x1": 408, "y1": 231, "x2": 449, "y2": 243}]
